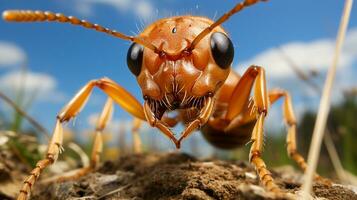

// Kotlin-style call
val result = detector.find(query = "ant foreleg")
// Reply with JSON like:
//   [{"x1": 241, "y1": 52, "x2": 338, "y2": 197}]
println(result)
[
  {"x1": 17, "y1": 120, "x2": 63, "y2": 200},
  {"x1": 53, "y1": 98, "x2": 113, "y2": 182},
  {"x1": 224, "y1": 66, "x2": 282, "y2": 193},
  {"x1": 132, "y1": 118, "x2": 143, "y2": 154}
]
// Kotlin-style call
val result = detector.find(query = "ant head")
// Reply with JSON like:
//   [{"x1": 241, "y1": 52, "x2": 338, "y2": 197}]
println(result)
[
  {"x1": 124, "y1": 0, "x2": 266, "y2": 106},
  {"x1": 129, "y1": 16, "x2": 233, "y2": 105}
]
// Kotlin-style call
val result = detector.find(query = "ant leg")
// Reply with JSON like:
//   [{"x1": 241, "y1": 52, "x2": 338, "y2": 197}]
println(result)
[
  {"x1": 250, "y1": 115, "x2": 281, "y2": 192},
  {"x1": 225, "y1": 66, "x2": 280, "y2": 193},
  {"x1": 247, "y1": 68, "x2": 281, "y2": 193},
  {"x1": 17, "y1": 120, "x2": 63, "y2": 200},
  {"x1": 17, "y1": 78, "x2": 145, "y2": 200},
  {"x1": 91, "y1": 98, "x2": 113, "y2": 167},
  {"x1": 225, "y1": 66, "x2": 263, "y2": 121},
  {"x1": 132, "y1": 118, "x2": 143, "y2": 154},
  {"x1": 268, "y1": 89, "x2": 327, "y2": 182},
  {"x1": 268, "y1": 90, "x2": 308, "y2": 170},
  {"x1": 54, "y1": 98, "x2": 113, "y2": 182}
]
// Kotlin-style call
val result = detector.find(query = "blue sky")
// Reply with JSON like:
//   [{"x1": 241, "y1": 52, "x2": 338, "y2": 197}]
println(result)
[{"x1": 0, "y1": 0, "x2": 356, "y2": 152}]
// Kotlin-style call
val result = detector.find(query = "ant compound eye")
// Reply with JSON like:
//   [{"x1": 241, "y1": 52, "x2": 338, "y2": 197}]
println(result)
[
  {"x1": 127, "y1": 43, "x2": 144, "y2": 76},
  {"x1": 210, "y1": 32, "x2": 234, "y2": 69}
]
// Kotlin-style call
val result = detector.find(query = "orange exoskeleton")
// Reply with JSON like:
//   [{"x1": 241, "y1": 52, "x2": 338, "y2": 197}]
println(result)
[{"x1": 2, "y1": 0, "x2": 317, "y2": 199}]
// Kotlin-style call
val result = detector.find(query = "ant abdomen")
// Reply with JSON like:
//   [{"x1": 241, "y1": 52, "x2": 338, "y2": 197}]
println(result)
[{"x1": 201, "y1": 121, "x2": 254, "y2": 150}]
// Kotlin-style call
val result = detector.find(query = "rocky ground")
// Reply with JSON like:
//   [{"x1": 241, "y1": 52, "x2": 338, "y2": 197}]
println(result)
[{"x1": 14, "y1": 153, "x2": 355, "y2": 200}]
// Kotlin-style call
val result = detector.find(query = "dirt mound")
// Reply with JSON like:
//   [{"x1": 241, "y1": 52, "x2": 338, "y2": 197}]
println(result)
[{"x1": 27, "y1": 153, "x2": 357, "y2": 200}]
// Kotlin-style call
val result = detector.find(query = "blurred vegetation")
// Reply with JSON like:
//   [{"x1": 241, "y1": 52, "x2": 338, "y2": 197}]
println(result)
[{"x1": 298, "y1": 94, "x2": 357, "y2": 175}]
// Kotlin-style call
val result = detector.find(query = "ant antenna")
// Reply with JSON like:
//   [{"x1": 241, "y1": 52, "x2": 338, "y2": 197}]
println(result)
[
  {"x1": 2, "y1": 10, "x2": 159, "y2": 52},
  {"x1": 189, "y1": 0, "x2": 267, "y2": 50}
]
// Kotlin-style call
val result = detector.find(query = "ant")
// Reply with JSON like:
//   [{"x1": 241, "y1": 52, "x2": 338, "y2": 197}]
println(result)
[{"x1": 3, "y1": 0, "x2": 320, "y2": 199}]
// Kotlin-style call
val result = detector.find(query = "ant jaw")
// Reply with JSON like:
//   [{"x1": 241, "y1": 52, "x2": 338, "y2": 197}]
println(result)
[
  {"x1": 144, "y1": 94, "x2": 213, "y2": 150},
  {"x1": 174, "y1": 140, "x2": 181, "y2": 149},
  {"x1": 145, "y1": 94, "x2": 214, "y2": 150}
]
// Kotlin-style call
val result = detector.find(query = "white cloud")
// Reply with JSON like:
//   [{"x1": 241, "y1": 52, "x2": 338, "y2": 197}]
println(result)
[
  {"x1": 135, "y1": 1, "x2": 154, "y2": 19},
  {"x1": 0, "y1": 41, "x2": 26, "y2": 67},
  {"x1": 236, "y1": 28, "x2": 357, "y2": 102},
  {"x1": 237, "y1": 28, "x2": 357, "y2": 79},
  {"x1": 0, "y1": 70, "x2": 65, "y2": 103},
  {"x1": 74, "y1": 3, "x2": 93, "y2": 17},
  {"x1": 75, "y1": 0, "x2": 154, "y2": 19},
  {"x1": 344, "y1": 28, "x2": 357, "y2": 55}
]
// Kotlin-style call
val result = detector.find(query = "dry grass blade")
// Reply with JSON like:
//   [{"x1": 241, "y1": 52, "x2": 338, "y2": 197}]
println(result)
[
  {"x1": 324, "y1": 130, "x2": 350, "y2": 184},
  {"x1": 97, "y1": 184, "x2": 131, "y2": 199},
  {"x1": 0, "y1": 91, "x2": 50, "y2": 140},
  {"x1": 302, "y1": 0, "x2": 353, "y2": 197},
  {"x1": 68, "y1": 142, "x2": 90, "y2": 167}
]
